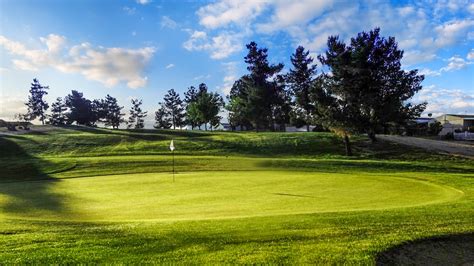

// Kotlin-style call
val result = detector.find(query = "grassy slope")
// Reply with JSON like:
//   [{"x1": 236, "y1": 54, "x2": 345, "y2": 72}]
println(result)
[{"x1": 0, "y1": 126, "x2": 473, "y2": 263}]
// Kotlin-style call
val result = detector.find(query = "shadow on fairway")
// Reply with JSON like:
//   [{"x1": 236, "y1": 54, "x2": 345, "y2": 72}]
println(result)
[
  {"x1": 0, "y1": 136, "x2": 71, "y2": 217},
  {"x1": 376, "y1": 233, "x2": 474, "y2": 265}
]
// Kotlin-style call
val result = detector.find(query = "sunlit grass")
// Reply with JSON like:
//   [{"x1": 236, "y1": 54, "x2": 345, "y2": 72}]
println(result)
[{"x1": 0, "y1": 126, "x2": 472, "y2": 263}]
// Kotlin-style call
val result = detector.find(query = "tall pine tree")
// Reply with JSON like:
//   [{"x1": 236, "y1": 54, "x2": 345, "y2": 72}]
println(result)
[
  {"x1": 104, "y1": 95, "x2": 125, "y2": 129},
  {"x1": 317, "y1": 28, "x2": 426, "y2": 143},
  {"x1": 227, "y1": 42, "x2": 285, "y2": 131},
  {"x1": 286, "y1": 46, "x2": 317, "y2": 131},
  {"x1": 184, "y1": 86, "x2": 201, "y2": 129},
  {"x1": 154, "y1": 102, "x2": 172, "y2": 129},
  {"x1": 48, "y1": 97, "x2": 67, "y2": 125},
  {"x1": 164, "y1": 89, "x2": 185, "y2": 129},
  {"x1": 25, "y1": 78, "x2": 49, "y2": 125},
  {"x1": 127, "y1": 99, "x2": 147, "y2": 129}
]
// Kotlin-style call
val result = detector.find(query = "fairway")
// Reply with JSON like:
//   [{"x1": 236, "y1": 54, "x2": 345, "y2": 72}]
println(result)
[{"x1": 0, "y1": 171, "x2": 462, "y2": 221}]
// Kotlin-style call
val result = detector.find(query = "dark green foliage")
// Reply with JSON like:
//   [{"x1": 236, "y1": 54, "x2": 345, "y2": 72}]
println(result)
[
  {"x1": 154, "y1": 102, "x2": 172, "y2": 129},
  {"x1": 184, "y1": 86, "x2": 202, "y2": 129},
  {"x1": 127, "y1": 99, "x2": 147, "y2": 129},
  {"x1": 48, "y1": 97, "x2": 67, "y2": 125},
  {"x1": 286, "y1": 46, "x2": 317, "y2": 131},
  {"x1": 428, "y1": 121, "x2": 443, "y2": 136},
  {"x1": 164, "y1": 89, "x2": 185, "y2": 129},
  {"x1": 227, "y1": 42, "x2": 287, "y2": 131},
  {"x1": 312, "y1": 28, "x2": 427, "y2": 154},
  {"x1": 64, "y1": 90, "x2": 96, "y2": 126},
  {"x1": 196, "y1": 83, "x2": 224, "y2": 130},
  {"x1": 103, "y1": 95, "x2": 125, "y2": 129},
  {"x1": 25, "y1": 78, "x2": 49, "y2": 125},
  {"x1": 318, "y1": 28, "x2": 426, "y2": 142}
]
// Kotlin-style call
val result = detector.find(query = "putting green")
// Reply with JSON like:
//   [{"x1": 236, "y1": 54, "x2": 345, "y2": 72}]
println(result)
[{"x1": 0, "y1": 171, "x2": 462, "y2": 221}]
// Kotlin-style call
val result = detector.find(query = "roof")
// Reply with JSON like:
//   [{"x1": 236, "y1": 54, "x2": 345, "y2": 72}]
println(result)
[{"x1": 445, "y1": 114, "x2": 474, "y2": 119}]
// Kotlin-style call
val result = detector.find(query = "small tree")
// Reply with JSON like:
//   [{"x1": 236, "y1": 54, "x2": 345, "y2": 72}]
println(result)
[
  {"x1": 164, "y1": 89, "x2": 185, "y2": 129},
  {"x1": 25, "y1": 78, "x2": 49, "y2": 125},
  {"x1": 48, "y1": 97, "x2": 67, "y2": 125},
  {"x1": 102, "y1": 95, "x2": 125, "y2": 129},
  {"x1": 154, "y1": 102, "x2": 172, "y2": 129},
  {"x1": 127, "y1": 99, "x2": 147, "y2": 129}
]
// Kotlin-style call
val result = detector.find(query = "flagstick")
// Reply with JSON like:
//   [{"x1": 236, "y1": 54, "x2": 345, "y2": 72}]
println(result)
[{"x1": 172, "y1": 149, "x2": 175, "y2": 182}]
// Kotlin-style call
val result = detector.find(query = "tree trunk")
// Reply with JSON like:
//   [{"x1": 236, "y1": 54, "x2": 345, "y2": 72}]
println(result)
[
  {"x1": 343, "y1": 134, "x2": 353, "y2": 156},
  {"x1": 306, "y1": 124, "x2": 310, "y2": 132},
  {"x1": 204, "y1": 123, "x2": 207, "y2": 131}
]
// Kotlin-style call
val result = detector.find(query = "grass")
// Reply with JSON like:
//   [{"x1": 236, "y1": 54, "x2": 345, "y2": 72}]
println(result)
[{"x1": 0, "y1": 126, "x2": 473, "y2": 264}]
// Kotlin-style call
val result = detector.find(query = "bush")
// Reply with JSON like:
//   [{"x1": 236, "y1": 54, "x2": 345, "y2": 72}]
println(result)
[
  {"x1": 427, "y1": 121, "x2": 443, "y2": 136},
  {"x1": 444, "y1": 132, "x2": 454, "y2": 140}
]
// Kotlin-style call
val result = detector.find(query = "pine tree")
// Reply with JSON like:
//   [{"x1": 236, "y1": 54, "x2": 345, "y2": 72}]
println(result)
[
  {"x1": 64, "y1": 90, "x2": 95, "y2": 126},
  {"x1": 286, "y1": 46, "x2": 317, "y2": 131},
  {"x1": 48, "y1": 97, "x2": 67, "y2": 125},
  {"x1": 25, "y1": 78, "x2": 49, "y2": 124},
  {"x1": 312, "y1": 28, "x2": 426, "y2": 155},
  {"x1": 127, "y1": 99, "x2": 147, "y2": 129},
  {"x1": 104, "y1": 95, "x2": 125, "y2": 129},
  {"x1": 184, "y1": 86, "x2": 201, "y2": 129},
  {"x1": 164, "y1": 89, "x2": 185, "y2": 129},
  {"x1": 195, "y1": 83, "x2": 224, "y2": 130},
  {"x1": 227, "y1": 42, "x2": 285, "y2": 131},
  {"x1": 317, "y1": 28, "x2": 426, "y2": 143},
  {"x1": 154, "y1": 102, "x2": 172, "y2": 129}
]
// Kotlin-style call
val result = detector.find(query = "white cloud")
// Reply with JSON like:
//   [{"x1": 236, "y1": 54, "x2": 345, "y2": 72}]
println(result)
[
  {"x1": 165, "y1": 63, "x2": 175, "y2": 69},
  {"x1": 197, "y1": 0, "x2": 269, "y2": 29},
  {"x1": 0, "y1": 34, "x2": 155, "y2": 89},
  {"x1": 434, "y1": 19, "x2": 474, "y2": 47},
  {"x1": 217, "y1": 61, "x2": 239, "y2": 95},
  {"x1": 0, "y1": 96, "x2": 27, "y2": 120},
  {"x1": 469, "y1": 3, "x2": 474, "y2": 14},
  {"x1": 415, "y1": 85, "x2": 474, "y2": 115},
  {"x1": 419, "y1": 68, "x2": 441, "y2": 77},
  {"x1": 183, "y1": 31, "x2": 243, "y2": 59},
  {"x1": 467, "y1": 49, "x2": 474, "y2": 60},
  {"x1": 161, "y1": 16, "x2": 177, "y2": 29},
  {"x1": 440, "y1": 56, "x2": 472, "y2": 72},
  {"x1": 136, "y1": 0, "x2": 151, "y2": 5},
  {"x1": 257, "y1": 0, "x2": 334, "y2": 33}
]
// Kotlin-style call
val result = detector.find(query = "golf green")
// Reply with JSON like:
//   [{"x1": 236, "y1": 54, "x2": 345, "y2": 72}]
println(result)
[{"x1": 0, "y1": 171, "x2": 462, "y2": 221}]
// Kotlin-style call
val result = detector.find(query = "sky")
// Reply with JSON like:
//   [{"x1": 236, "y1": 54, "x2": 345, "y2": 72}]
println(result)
[{"x1": 0, "y1": 0, "x2": 473, "y2": 126}]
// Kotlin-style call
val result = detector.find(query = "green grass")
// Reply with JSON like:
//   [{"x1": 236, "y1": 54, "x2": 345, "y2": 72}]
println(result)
[{"x1": 0, "y1": 126, "x2": 473, "y2": 264}]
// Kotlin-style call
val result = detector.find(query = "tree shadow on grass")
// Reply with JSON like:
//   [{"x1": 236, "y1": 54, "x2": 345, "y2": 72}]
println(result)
[
  {"x1": 0, "y1": 136, "x2": 72, "y2": 218},
  {"x1": 376, "y1": 233, "x2": 474, "y2": 265}
]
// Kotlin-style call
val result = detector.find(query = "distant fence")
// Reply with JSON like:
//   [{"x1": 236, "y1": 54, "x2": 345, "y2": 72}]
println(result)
[{"x1": 454, "y1": 132, "x2": 474, "y2": 140}]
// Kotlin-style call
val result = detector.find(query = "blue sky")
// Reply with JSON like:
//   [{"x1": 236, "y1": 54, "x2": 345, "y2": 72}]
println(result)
[{"x1": 1, "y1": 0, "x2": 473, "y2": 125}]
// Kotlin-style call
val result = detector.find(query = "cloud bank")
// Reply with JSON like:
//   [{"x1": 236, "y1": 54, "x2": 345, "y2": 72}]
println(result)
[{"x1": 0, "y1": 34, "x2": 155, "y2": 89}]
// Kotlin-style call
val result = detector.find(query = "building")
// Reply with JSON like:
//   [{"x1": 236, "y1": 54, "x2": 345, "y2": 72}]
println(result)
[{"x1": 435, "y1": 114, "x2": 474, "y2": 135}]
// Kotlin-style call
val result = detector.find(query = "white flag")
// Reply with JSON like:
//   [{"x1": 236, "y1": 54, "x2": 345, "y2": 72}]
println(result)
[{"x1": 169, "y1": 139, "x2": 175, "y2": 151}]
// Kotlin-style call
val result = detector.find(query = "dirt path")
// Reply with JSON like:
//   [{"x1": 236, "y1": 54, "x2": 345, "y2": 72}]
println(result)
[{"x1": 378, "y1": 135, "x2": 474, "y2": 158}]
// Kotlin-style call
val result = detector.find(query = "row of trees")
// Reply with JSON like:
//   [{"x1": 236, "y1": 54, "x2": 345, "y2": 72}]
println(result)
[
  {"x1": 24, "y1": 79, "x2": 224, "y2": 130},
  {"x1": 227, "y1": 28, "x2": 426, "y2": 155},
  {"x1": 23, "y1": 28, "x2": 426, "y2": 155}
]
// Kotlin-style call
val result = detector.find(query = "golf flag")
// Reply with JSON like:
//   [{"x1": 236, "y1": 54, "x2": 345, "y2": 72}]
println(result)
[{"x1": 169, "y1": 139, "x2": 175, "y2": 151}]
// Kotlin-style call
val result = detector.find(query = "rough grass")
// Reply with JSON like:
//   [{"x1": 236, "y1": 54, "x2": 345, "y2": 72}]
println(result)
[{"x1": 0, "y1": 126, "x2": 472, "y2": 264}]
